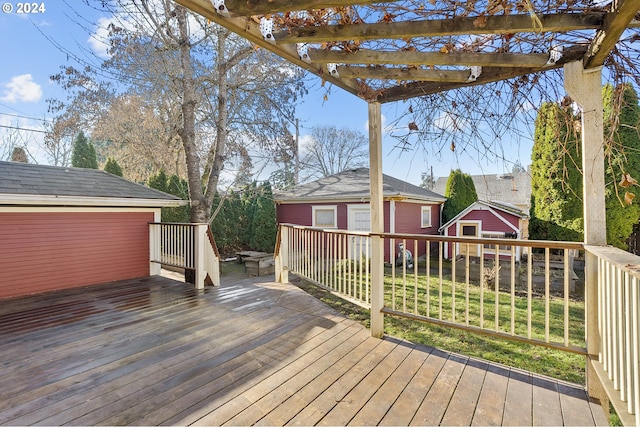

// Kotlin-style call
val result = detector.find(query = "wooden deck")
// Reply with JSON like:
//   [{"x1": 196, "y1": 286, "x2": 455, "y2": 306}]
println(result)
[{"x1": 0, "y1": 275, "x2": 608, "y2": 426}]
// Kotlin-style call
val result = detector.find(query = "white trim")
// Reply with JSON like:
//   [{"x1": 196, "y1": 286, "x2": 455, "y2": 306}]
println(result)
[
  {"x1": 390, "y1": 200, "x2": 396, "y2": 233},
  {"x1": 0, "y1": 206, "x2": 162, "y2": 214},
  {"x1": 311, "y1": 205, "x2": 338, "y2": 228},
  {"x1": 347, "y1": 204, "x2": 371, "y2": 232},
  {"x1": 421, "y1": 205, "x2": 432, "y2": 228},
  {"x1": 0, "y1": 194, "x2": 186, "y2": 208}
]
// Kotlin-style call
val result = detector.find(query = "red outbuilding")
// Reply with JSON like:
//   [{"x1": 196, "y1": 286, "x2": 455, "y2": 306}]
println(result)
[
  {"x1": 0, "y1": 161, "x2": 186, "y2": 299},
  {"x1": 274, "y1": 168, "x2": 446, "y2": 262}
]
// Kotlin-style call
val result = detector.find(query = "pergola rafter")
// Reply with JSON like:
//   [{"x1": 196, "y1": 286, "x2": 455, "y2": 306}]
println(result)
[{"x1": 175, "y1": 0, "x2": 640, "y2": 103}]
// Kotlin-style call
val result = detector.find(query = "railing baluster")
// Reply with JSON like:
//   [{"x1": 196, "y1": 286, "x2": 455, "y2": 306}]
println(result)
[
  {"x1": 495, "y1": 245, "x2": 499, "y2": 333},
  {"x1": 480, "y1": 244, "x2": 484, "y2": 329},
  {"x1": 511, "y1": 245, "x2": 516, "y2": 336},
  {"x1": 438, "y1": 240, "x2": 443, "y2": 321},
  {"x1": 414, "y1": 239, "x2": 419, "y2": 315},
  {"x1": 465, "y1": 245, "x2": 470, "y2": 326},
  {"x1": 545, "y1": 247, "x2": 550, "y2": 342},
  {"x1": 452, "y1": 242, "x2": 456, "y2": 323},
  {"x1": 527, "y1": 245, "x2": 532, "y2": 340}
]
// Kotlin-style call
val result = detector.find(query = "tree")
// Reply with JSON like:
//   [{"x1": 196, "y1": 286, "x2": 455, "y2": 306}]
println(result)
[
  {"x1": 71, "y1": 131, "x2": 98, "y2": 169},
  {"x1": 301, "y1": 125, "x2": 368, "y2": 180},
  {"x1": 249, "y1": 182, "x2": 277, "y2": 252},
  {"x1": 10, "y1": 147, "x2": 29, "y2": 163},
  {"x1": 148, "y1": 170, "x2": 190, "y2": 223},
  {"x1": 529, "y1": 101, "x2": 583, "y2": 242},
  {"x1": 420, "y1": 168, "x2": 435, "y2": 190},
  {"x1": 50, "y1": 1, "x2": 304, "y2": 224},
  {"x1": 103, "y1": 157, "x2": 123, "y2": 177},
  {"x1": 603, "y1": 84, "x2": 640, "y2": 249},
  {"x1": 529, "y1": 86, "x2": 640, "y2": 248},
  {"x1": 441, "y1": 169, "x2": 478, "y2": 224}
]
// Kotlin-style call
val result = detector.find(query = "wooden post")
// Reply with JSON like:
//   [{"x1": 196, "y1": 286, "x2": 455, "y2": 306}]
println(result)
[
  {"x1": 149, "y1": 212, "x2": 161, "y2": 276},
  {"x1": 369, "y1": 102, "x2": 385, "y2": 338},
  {"x1": 275, "y1": 225, "x2": 289, "y2": 283},
  {"x1": 194, "y1": 223, "x2": 206, "y2": 290},
  {"x1": 564, "y1": 60, "x2": 607, "y2": 406}
]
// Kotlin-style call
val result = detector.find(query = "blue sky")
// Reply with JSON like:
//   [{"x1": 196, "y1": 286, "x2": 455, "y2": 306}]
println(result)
[{"x1": 0, "y1": 1, "x2": 533, "y2": 185}]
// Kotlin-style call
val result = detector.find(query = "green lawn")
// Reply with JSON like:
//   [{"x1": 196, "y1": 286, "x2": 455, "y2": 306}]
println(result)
[{"x1": 293, "y1": 274, "x2": 587, "y2": 385}]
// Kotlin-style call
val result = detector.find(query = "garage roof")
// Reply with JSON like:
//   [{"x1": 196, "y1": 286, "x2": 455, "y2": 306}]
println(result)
[{"x1": 0, "y1": 161, "x2": 186, "y2": 207}]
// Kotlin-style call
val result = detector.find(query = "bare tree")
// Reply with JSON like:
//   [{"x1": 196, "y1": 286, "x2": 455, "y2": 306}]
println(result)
[
  {"x1": 49, "y1": 0, "x2": 304, "y2": 223},
  {"x1": 301, "y1": 125, "x2": 368, "y2": 180}
]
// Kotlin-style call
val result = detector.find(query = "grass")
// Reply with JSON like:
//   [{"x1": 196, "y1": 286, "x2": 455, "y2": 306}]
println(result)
[{"x1": 292, "y1": 273, "x2": 588, "y2": 385}]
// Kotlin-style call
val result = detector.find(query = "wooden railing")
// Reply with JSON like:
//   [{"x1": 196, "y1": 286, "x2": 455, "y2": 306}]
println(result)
[
  {"x1": 585, "y1": 245, "x2": 640, "y2": 426},
  {"x1": 275, "y1": 223, "x2": 640, "y2": 425},
  {"x1": 149, "y1": 222, "x2": 220, "y2": 288}
]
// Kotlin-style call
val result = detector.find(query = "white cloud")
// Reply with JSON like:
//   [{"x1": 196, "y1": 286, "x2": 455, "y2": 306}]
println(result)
[
  {"x1": 0, "y1": 74, "x2": 43, "y2": 103},
  {"x1": 88, "y1": 16, "x2": 115, "y2": 59}
]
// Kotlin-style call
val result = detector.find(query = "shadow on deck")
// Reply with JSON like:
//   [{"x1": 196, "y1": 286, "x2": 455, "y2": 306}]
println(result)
[{"x1": 0, "y1": 274, "x2": 608, "y2": 426}]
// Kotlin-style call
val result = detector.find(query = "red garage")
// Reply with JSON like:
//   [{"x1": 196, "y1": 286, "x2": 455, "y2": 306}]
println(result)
[{"x1": 0, "y1": 161, "x2": 186, "y2": 299}]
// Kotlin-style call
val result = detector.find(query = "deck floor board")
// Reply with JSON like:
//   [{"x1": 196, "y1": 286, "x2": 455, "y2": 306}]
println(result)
[{"x1": 0, "y1": 275, "x2": 606, "y2": 426}]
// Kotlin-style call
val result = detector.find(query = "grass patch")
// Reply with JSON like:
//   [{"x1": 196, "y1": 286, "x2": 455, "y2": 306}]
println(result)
[{"x1": 293, "y1": 277, "x2": 587, "y2": 385}]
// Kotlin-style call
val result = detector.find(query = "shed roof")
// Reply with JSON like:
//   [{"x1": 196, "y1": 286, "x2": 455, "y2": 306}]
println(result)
[
  {"x1": 0, "y1": 161, "x2": 186, "y2": 208},
  {"x1": 275, "y1": 168, "x2": 445, "y2": 203},
  {"x1": 439, "y1": 199, "x2": 529, "y2": 232}
]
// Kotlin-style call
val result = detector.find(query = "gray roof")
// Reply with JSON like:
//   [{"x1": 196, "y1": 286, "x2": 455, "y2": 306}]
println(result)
[
  {"x1": 275, "y1": 168, "x2": 445, "y2": 202},
  {"x1": 432, "y1": 171, "x2": 531, "y2": 208},
  {"x1": 0, "y1": 161, "x2": 182, "y2": 202}
]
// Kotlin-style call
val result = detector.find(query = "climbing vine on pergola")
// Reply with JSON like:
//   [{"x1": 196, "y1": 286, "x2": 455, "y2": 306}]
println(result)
[{"x1": 176, "y1": 0, "x2": 640, "y2": 181}]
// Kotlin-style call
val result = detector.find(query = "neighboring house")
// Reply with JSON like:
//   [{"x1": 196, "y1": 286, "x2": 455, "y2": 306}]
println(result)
[
  {"x1": 0, "y1": 161, "x2": 186, "y2": 299},
  {"x1": 274, "y1": 168, "x2": 446, "y2": 262},
  {"x1": 439, "y1": 200, "x2": 529, "y2": 260},
  {"x1": 432, "y1": 171, "x2": 531, "y2": 214}
]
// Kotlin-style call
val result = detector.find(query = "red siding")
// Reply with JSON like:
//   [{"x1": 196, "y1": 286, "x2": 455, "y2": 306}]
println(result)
[
  {"x1": 459, "y1": 209, "x2": 520, "y2": 230},
  {"x1": 0, "y1": 211, "x2": 152, "y2": 299}
]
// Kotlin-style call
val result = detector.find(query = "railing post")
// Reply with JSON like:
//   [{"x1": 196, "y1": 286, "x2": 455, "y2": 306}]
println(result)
[
  {"x1": 149, "y1": 221, "x2": 161, "y2": 275},
  {"x1": 275, "y1": 225, "x2": 289, "y2": 283},
  {"x1": 369, "y1": 101, "x2": 384, "y2": 338},
  {"x1": 194, "y1": 224, "x2": 206, "y2": 290},
  {"x1": 565, "y1": 61, "x2": 607, "y2": 408}
]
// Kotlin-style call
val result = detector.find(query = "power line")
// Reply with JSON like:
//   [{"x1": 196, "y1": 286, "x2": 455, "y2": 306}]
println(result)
[
  {"x1": 0, "y1": 112, "x2": 54, "y2": 123},
  {"x1": 0, "y1": 124, "x2": 48, "y2": 134}
]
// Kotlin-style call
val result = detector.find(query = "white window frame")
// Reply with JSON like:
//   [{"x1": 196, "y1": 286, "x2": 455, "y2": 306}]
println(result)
[
  {"x1": 312, "y1": 205, "x2": 337, "y2": 228},
  {"x1": 421, "y1": 206, "x2": 432, "y2": 228}
]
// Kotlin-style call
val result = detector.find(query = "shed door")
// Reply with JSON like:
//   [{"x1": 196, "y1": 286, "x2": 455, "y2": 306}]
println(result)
[
  {"x1": 0, "y1": 211, "x2": 152, "y2": 299},
  {"x1": 459, "y1": 223, "x2": 479, "y2": 257}
]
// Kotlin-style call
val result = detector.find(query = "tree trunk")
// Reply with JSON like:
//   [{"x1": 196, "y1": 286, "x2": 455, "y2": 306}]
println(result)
[{"x1": 175, "y1": 5, "x2": 207, "y2": 223}]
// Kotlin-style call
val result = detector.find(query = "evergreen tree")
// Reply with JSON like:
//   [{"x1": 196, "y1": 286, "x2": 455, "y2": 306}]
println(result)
[
  {"x1": 103, "y1": 157, "x2": 123, "y2": 176},
  {"x1": 240, "y1": 182, "x2": 259, "y2": 247},
  {"x1": 529, "y1": 87, "x2": 640, "y2": 248},
  {"x1": 250, "y1": 182, "x2": 278, "y2": 252},
  {"x1": 147, "y1": 170, "x2": 190, "y2": 222},
  {"x1": 529, "y1": 101, "x2": 583, "y2": 242},
  {"x1": 603, "y1": 84, "x2": 640, "y2": 249},
  {"x1": 71, "y1": 131, "x2": 98, "y2": 169},
  {"x1": 147, "y1": 170, "x2": 169, "y2": 194},
  {"x1": 441, "y1": 169, "x2": 478, "y2": 223}
]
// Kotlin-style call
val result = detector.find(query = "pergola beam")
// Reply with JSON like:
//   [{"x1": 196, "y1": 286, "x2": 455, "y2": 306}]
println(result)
[
  {"x1": 377, "y1": 45, "x2": 588, "y2": 102},
  {"x1": 276, "y1": 12, "x2": 607, "y2": 43},
  {"x1": 222, "y1": 0, "x2": 392, "y2": 16},
  {"x1": 310, "y1": 48, "x2": 556, "y2": 68},
  {"x1": 336, "y1": 66, "x2": 473, "y2": 82},
  {"x1": 173, "y1": 0, "x2": 362, "y2": 97},
  {"x1": 584, "y1": 0, "x2": 640, "y2": 68}
]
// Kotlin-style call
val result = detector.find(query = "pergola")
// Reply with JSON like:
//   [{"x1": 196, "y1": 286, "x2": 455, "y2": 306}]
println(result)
[{"x1": 174, "y1": 0, "x2": 639, "y2": 416}]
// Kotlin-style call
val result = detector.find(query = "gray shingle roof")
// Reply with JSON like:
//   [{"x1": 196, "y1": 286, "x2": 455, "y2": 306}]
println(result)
[
  {"x1": 432, "y1": 171, "x2": 531, "y2": 209},
  {"x1": 0, "y1": 161, "x2": 182, "y2": 201},
  {"x1": 275, "y1": 168, "x2": 445, "y2": 202}
]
